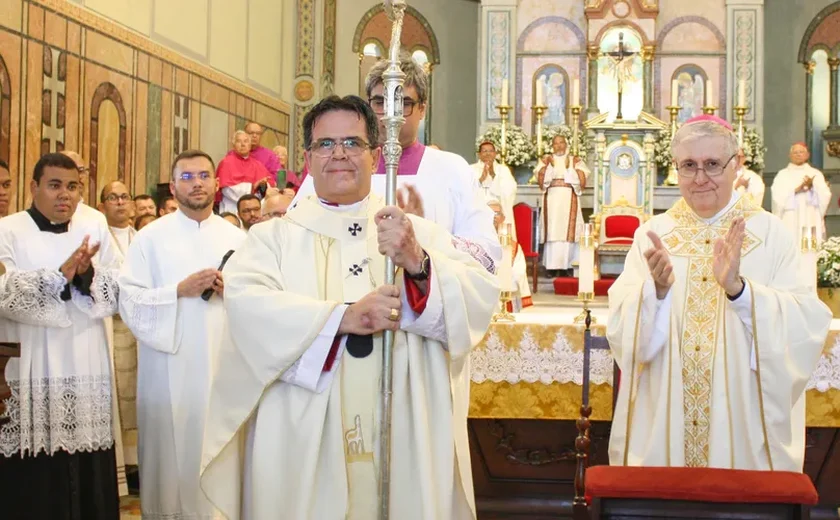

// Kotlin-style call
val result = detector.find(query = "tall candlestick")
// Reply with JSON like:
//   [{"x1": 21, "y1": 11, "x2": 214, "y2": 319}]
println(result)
[
  {"x1": 572, "y1": 77, "x2": 580, "y2": 107},
  {"x1": 501, "y1": 79, "x2": 509, "y2": 107},
  {"x1": 492, "y1": 226, "x2": 515, "y2": 322},
  {"x1": 671, "y1": 79, "x2": 679, "y2": 106},
  {"x1": 738, "y1": 80, "x2": 746, "y2": 107},
  {"x1": 536, "y1": 80, "x2": 543, "y2": 107}
]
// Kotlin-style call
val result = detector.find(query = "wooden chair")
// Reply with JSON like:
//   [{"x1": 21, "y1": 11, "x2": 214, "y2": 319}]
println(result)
[
  {"x1": 513, "y1": 203, "x2": 539, "y2": 294},
  {"x1": 590, "y1": 196, "x2": 648, "y2": 278},
  {"x1": 573, "y1": 312, "x2": 819, "y2": 520}
]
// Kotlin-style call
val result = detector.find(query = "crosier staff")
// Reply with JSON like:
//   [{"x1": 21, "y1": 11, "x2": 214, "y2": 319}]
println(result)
[{"x1": 378, "y1": 1, "x2": 406, "y2": 519}]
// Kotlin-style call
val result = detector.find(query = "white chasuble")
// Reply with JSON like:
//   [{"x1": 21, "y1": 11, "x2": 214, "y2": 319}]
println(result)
[
  {"x1": 118, "y1": 211, "x2": 246, "y2": 520},
  {"x1": 537, "y1": 154, "x2": 590, "y2": 270},
  {"x1": 471, "y1": 161, "x2": 518, "y2": 240},
  {"x1": 200, "y1": 194, "x2": 500, "y2": 520},
  {"x1": 733, "y1": 168, "x2": 765, "y2": 207},
  {"x1": 771, "y1": 163, "x2": 831, "y2": 247},
  {"x1": 607, "y1": 194, "x2": 831, "y2": 471}
]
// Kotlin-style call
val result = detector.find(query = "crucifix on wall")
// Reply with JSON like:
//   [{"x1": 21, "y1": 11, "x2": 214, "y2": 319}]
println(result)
[{"x1": 604, "y1": 32, "x2": 639, "y2": 121}]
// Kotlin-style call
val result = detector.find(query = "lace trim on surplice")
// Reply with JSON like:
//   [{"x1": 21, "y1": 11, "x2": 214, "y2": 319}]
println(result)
[
  {"x1": 71, "y1": 267, "x2": 120, "y2": 319},
  {"x1": 0, "y1": 375, "x2": 114, "y2": 457},
  {"x1": 0, "y1": 269, "x2": 70, "y2": 327}
]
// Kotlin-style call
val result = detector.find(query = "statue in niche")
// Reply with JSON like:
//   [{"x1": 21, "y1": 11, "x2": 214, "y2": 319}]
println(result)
[
  {"x1": 674, "y1": 66, "x2": 706, "y2": 123},
  {"x1": 535, "y1": 66, "x2": 567, "y2": 126}
]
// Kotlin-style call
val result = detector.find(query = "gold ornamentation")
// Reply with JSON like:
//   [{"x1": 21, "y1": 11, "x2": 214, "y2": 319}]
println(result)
[
  {"x1": 805, "y1": 61, "x2": 816, "y2": 75},
  {"x1": 662, "y1": 196, "x2": 762, "y2": 466},
  {"x1": 826, "y1": 141, "x2": 840, "y2": 158},
  {"x1": 587, "y1": 44, "x2": 601, "y2": 61},
  {"x1": 828, "y1": 57, "x2": 840, "y2": 71},
  {"x1": 294, "y1": 79, "x2": 315, "y2": 102},
  {"x1": 641, "y1": 45, "x2": 655, "y2": 62}
]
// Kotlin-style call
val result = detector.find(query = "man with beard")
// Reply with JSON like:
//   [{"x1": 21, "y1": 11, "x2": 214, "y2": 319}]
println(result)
[
  {"x1": 118, "y1": 149, "x2": 245, "y2": 520},
  {"x1": 236, "y1": 194, "x2": 262, "y2": 231},
  {"x1": 133, "y1": 194, "x2": 157, "y2": 218},
  {"x1": 0, "y1": 159, "x2": 11, "y2": 217}
]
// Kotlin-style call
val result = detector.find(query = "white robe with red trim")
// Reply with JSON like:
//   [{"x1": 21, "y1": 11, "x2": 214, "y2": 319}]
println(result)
[{"x1": 200, "y1": 194, "x2": 499, "y2": 520}]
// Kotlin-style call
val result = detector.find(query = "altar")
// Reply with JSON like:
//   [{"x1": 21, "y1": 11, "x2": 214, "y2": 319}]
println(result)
[{"x1": 467, "y1": 306, "x2": 840, "y2": 517}]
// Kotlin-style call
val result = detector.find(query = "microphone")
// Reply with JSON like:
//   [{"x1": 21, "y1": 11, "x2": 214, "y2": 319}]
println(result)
[{"x1": 202, "y1": 249, "x2": 235, "y2": 301}]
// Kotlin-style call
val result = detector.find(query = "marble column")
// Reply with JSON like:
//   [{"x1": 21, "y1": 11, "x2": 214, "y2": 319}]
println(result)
[
  {"x1": 829, "y1": 58, "x2": 840, "y2": 129},
  {"x1": 805, "y1": 61, "x2": 815, "y2": 149},
  {"x1": 726, "y1": 0, "x2": 764, "y2": 129},
  {"x1": 478, "y1": 0, "x2": 517, "y2": 135},
  {"x1": 587, "y1": 44, "x2": 600, "y2": 118},
  {"x1": 642, "y1": 45, "x2": 655, "y2": 114}
]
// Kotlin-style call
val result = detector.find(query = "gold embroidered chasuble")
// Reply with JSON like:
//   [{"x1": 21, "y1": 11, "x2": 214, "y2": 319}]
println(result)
[{"x1": 606, "y1": 195, "x2": 832, "y2": 471}]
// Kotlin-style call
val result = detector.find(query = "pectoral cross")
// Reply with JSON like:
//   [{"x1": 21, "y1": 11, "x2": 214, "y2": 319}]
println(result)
[{"x1": 605, "y1": 32, "x2": 639, "y2": 121}]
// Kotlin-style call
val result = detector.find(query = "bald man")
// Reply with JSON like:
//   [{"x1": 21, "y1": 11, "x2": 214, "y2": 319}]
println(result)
[
  {"x1": 771, "y1": 143, "x2": 831, "y2": 248},
  {"x1": 60, "y1": 150, "x2": 108, "y2": 224},
  {"x1": 99, "y1": 181, "x2": 135, "y2": 256},
  {"x1": 261, "y1": 191, "x2": 292, "y2": 220}
]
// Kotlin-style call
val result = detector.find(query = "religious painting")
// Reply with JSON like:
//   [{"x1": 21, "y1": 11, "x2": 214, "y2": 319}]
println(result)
[
  {"x1": 533, "y1": 65, "x2": 568, "y2": 127},
  {"x1": 597, "y1": 27, "x2": 643, "y2": 121},
  {"x1": 672, "y1": 65, "x2": 707, "y2": 123}
]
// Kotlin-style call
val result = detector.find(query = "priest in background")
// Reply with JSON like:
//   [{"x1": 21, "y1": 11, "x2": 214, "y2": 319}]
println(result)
[
  {"x1": 245, "y1": 122, "x2": 281, "y2": 177},
  {"x1": 0, "y1": 152, "x2": 122, "y2": 519},
  {"x1": 61, "y1": 150, "x2": 108, "y2": 224},
  {"x1": 100, "y1": 181, "x2": 135, "y2": 256},
  {"x1": 472, "y1": 140, "x2": 517, "y2": 239},
  {"x1": 119, "y1": 149, "x2": 246, "y2": 520},
  {"x1": 200, "y1": 95, "x2": 498, "y2": 519},
  {"x1": 733, "y1": 150, "x2": 765, "y2": 205},
  {"x1": 293, "y1": 52, "x2": 500, "y2": 272},
  {"x1": 0, "y1": 159, "x2": 11, "y2": 217},
  {"x1": 536, "y1": 134, "x2": 590, "y2": 276},
  {"x1": 217, "y1": 130, "x2": 276, "y2": 214},
  {"x1": 607, "y1": 116, "x2": 831, "y2": 471},
  {"x1": 771, "y1": 142, "x2": 831, "y2": 248},
  {"x1": 489, "y1": 199, "x2": 531, "y2": 312}
]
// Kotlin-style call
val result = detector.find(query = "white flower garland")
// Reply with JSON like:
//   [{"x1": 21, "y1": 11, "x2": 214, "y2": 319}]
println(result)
[{"x1": 476, "y1": 125, "x2": 535, "y2": 168}]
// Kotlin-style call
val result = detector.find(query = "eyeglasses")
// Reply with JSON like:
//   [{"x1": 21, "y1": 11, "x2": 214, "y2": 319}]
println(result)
[
  {"x1": 675, "y1": 153, "x2": 737, "y2": 178},
  {"x1": 368, "y1": 96, "x2": 420, "y2": 117},
  {"x1": 177, "y1": 171, "x2": 213, "y2": 182},
  {"x1": 309, "y1": 137, "x2": 372, "y2": 158},
  {"x1": 104, "y1": 193, "x2": 131, "y2": 203}
]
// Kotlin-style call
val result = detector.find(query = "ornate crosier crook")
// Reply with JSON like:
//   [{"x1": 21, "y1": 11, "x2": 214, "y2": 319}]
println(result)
[{"x1": 378, "y1": 1, "x2": 406, "y2": 519}]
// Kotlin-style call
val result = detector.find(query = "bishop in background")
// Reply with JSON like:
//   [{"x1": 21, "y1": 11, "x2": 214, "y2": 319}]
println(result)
[
  {"x1": 607, "y1": 116, "x2": 831, "y2": 471},
  {"x1": 200, "y1": 95, "x2": 499, "y2": 519}
]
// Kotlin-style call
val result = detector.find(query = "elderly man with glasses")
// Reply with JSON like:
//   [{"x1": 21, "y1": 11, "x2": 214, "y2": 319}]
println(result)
[
  {"x1": 292, "y1": 52, "x2": 500, "y2": 274},
  {"x1": 606, "y1": 115, "x2": 831, "y2": 472}
]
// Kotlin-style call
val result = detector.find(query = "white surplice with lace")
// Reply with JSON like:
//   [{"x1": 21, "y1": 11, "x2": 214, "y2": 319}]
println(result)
[
  {"x1": 0, "y1": 210, "x2": 121, "y2": 458},
  {"x1": 118, "y1": 210, "x2": 245, "y2": 520}
]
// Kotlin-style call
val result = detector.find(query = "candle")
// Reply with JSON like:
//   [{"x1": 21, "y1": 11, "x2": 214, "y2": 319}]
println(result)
[
  {"x1": 498, "y1": 233, "x2": 514, "y2": 292},
  {"x1": 671, "y1": 79, "x2": 679, "y2": 106},
  {"x1": 501, "y1": 79, "x2": 509, "y2": 107},
  {"x1": 578, "y1": 224, "x2": 594, "y2": 295},
  {"x1": 536, "y1": 80, "x2": 543, "y2": 107},
  {"x1": 738, "y1": 80, "x2": 746, "y2": 107},
  {"x1": 572, "y1": 77, "x2": 580, "y2": 107},
  {"x1": 706, "y1": 79, "x2": 713, "y2": 106}
]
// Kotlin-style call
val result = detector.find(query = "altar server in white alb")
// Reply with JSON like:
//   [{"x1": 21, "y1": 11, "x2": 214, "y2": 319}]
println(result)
[
  {"x1": 293, "y1": 52, "x2": 500, "y2": 272},
  {"x1": 607, "y1": 116, "x2": 831, "y2": 471},
  {"x1": 472, "y1": 140, "x2": 518, "y2": 238},
  {"x1": 118, "y1": 149, "x2": 246, "y2": 520},
  {"x1": 0, "y1": 153, "x2": 121, "y2": 519},
  {"x1": 200, "y1": 95, "x2": 499, "y2": 519},
  {"x1": 535, "y1": 134, "x2": 590, "y2": 274},
  {"x1": 732, "y1": 157, "x2": 765, "y2": 205},
  {"x1": 488, "y1": 199, "x2": 532, "y2": 311},
  {"x1": 771, "y1": 142, "x2": 831, "y2": 247}
]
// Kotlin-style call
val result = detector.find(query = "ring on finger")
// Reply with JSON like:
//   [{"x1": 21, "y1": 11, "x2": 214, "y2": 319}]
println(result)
[{"x1": 388, "y1": 308, "x2": 400, "y2": 322}]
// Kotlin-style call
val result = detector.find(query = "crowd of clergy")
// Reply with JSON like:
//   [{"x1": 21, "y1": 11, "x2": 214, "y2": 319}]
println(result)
[{"x1": 0, "y1": 48, "x2": 834, "y2": 520}]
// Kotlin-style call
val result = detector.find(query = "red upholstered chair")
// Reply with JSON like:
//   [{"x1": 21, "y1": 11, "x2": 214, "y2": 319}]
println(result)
[
  {"x1": 513, "y1": 203, "x2": 539, "y2": 294},
  {"x1": 591, "y1": 197, "x2": 647, "y2": 278},
  {"x1": 572, "y1": 315, "x2": 819, "y2": 520}
]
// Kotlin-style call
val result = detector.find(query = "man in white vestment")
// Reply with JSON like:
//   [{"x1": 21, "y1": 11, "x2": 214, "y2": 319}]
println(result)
[
  {"x1": 489, "y1": 199, "x2": 531, "y2": 311},
  {"x1": 200, "y1": 95, "x2": 499, "y2": 520},
  {"x1": 0, "y1": 153, "x2": 121, "y2": 519},
  {"x1": 293, "y1": 52, "x2": 500, "y2": 272},
  {"x1": 733, "y1": 161, "x2": 765, "y2": 205},
  {"x1": 472, "y1": 141, "x2": 517, "y2": 238},
  {"x1": 61, "y1": 150, "x2": 108, "y2": 225},
  {"x1": 0, "y1": 159, "x2": 11, "y2": 218},
  {"x1": 535, "y1": 134, "x2": 590, "y2": 275},
  {"x1": 607, "y1": 116, "x2": 831, "y2": 471},
  {"x1": 99, "y1": 180, "x2": 140, "y2": 472},
  {"x1": 771, "y1": 142, "x2": 831, "y2": 248},
  {"x1": 119, "y1": 149, "x2": 246, "y2": 520}
]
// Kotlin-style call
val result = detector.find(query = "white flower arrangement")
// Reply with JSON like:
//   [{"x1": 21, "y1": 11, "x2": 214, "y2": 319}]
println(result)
[
  {"x1": 535, "y1": 125, "x2": 588, "y2": 161},
  {"x1": 476, "y1": 125, "x2": 535, "y2": 168},
  {"x1": 817, "y1": 237, "x2": 840, "y2": 288},
  {"x1": 653, "y1": 125, "x2": 767, "y2": 173}
]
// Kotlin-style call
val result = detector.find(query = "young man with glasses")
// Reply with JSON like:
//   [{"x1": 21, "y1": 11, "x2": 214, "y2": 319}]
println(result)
[
  {"x1": 118, "y1": 149, "x2": 245, "y2": 520},
  {"x1": 292, "y1": 52, "x2": 500, "y2": 273},
  {"x1": 606, "y1": 115, "x2": 831, "y2": 472}
]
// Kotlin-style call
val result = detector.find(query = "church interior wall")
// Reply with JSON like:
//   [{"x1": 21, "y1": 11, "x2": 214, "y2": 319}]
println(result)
[
  {"x1": 516, "y1": 0, "x2": 587, "y2": 39},
  {"x1": 0, "y1": 0, "x2": 291, "y2": 214},
  {"x1": 335, "y1": 0, "x2": 479, "y2": 159}
]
